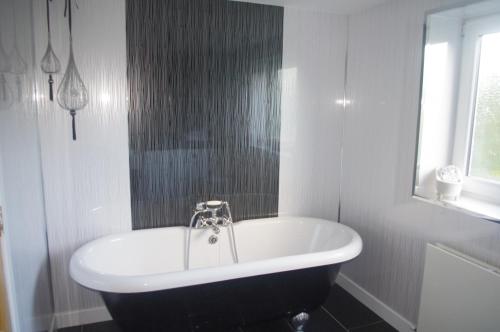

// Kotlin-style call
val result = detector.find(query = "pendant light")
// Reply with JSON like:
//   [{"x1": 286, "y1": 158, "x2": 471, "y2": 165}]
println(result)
[
  {"x1": 0, "y1": 74, "x2": 13, "y2": 111},
  {"x1": 41, "y1": 0, "x2": 61, "y2": 101},
  {"x1": 9, "y1": 47, "x2": 27, "y2": 103},
  {"x1": 57, "y1": 0, "x2": 88, "y2": 141},
  {"x1": 0, "y1": 38, "x2": 10, "y2": 73},
  {"x1": 0, "y1": 40, "x2": 12, "y2": 111},
  {"x1": 8, "y1": 0, "x2": 26, "y2": 103}
]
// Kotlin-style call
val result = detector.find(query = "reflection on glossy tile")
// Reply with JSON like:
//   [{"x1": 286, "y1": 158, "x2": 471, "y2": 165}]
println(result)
[
  {"x1": 304, "y1": 308, "x2": 346, "y2": 332},
  {"x1": 323, "y1": 285, "x2": 382, "y2": 330},
  {"x1": 58, "y1": 326, "x2": 82, "y2": 332},
  {"x1": 243, "y1": 318, "x2": 291, "y2": 332},
  {"x1": 351, "y1": 321, "x2": 398, "y2": 332},
  {"x1": 83, "y1": 321, "x2": 122, "y2": 332}
]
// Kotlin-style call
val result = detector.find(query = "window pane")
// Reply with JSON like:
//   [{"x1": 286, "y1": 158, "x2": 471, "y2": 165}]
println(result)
[{"x1": 469, "y1": 32, "x2": 500, "y2": 182}]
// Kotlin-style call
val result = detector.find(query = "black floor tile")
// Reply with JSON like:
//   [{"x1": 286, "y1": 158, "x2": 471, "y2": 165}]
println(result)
[
  {"x1": 192, "y1": 325, "x2": 242, "y2": 332},
  {"x1": 71, "y1": 321, "x2": 241, "y2": 332},
  {"x1": 322, "y1": 285, "x2": 383, "y2": 330},
  {"x1": 301, "y1": 308, "x2": 347, "y2": 332},
  {"x1": 58, "y1": 327, "x2": 82, "y2": 332},
  {"x1": 350, "y1": 321, "x2": 397, "y2": 332},
  {"x1": 62, "y1": 284, "x2": 394, "y2": 332},
  {"x1": 242, "y1": 318, "x2": 292, "y2": 332},
  {"x1": 83, "y1": 321, "x2": 121, "y2": 332}
]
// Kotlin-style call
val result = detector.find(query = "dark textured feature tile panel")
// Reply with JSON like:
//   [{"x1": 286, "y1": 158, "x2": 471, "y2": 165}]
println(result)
[
  {"x1": 242, "y1": 318, "x2": 292, "y2": 332},
  {"x1": 350, "y1": 321, "x2": 398, "y2": 332},
  {"x1": 126, "y1": 0, "x2": 283, "y2": 229},
  {"x1": 303, "y1": 308, "x2": 347, "y2": 332},
  {"x1": 323, "y1": 285, "x2": 383, "y2": 330}
]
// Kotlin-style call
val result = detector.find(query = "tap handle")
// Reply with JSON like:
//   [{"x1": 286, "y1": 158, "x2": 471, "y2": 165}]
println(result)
[
  {"x1": 194, "y1": 200, "x2": 230, "y2": 219},
  {"x1": 195, "y1": 202, "x2": 206, "y2": 211},
  {"x1": 206, "y1": 200, "x2": 223, "y2": 209}
]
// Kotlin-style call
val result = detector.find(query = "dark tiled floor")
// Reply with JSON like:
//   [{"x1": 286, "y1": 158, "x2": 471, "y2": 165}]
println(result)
[
  {"x1": 323, "y1": 285, "x2": 385, "y2": 330},
  {"x1": 350, "y1": 322, "x2": 396, "y2": 332},
  {"x1": 59, "y1": 285, "x2": 397, "y2": 332}
]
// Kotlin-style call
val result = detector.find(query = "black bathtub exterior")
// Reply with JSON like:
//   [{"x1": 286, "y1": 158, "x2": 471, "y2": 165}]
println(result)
[{"x1": 101, "y1": 264, "x2": 340, "y2": 332}]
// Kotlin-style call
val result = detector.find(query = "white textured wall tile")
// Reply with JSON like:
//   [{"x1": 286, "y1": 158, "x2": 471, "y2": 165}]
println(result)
[
  {"x1": 342, "y1": 0, "x2": 500, "y2": 324},
  {"x1": 33, "y1": 0, "x2": 131, "y2": 317},
  {"x1": 0, "y1": 0, "x2": 54, "y2": 330},
  {"x1": 279, "y1": 8, "x2": 347, "y2": 221}
]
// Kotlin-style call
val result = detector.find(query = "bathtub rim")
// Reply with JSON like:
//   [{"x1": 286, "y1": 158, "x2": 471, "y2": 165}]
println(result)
[{"x1": 70, "y1": 217, "x2": 362, "y2": 294}]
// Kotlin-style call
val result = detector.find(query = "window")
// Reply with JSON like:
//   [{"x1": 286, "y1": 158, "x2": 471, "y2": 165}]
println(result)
[
  {"x1": 469, "y1": 32, "x2": 500, "y2": 182},
  {"x1": 415, "y1": 3, "x2": 500, "y2": 221},
  {"x1": 454, "y1": 16, "x2": 500, "y2": 205}
]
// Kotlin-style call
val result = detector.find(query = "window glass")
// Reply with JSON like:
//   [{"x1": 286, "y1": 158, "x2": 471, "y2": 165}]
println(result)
[{"x1": 469, "y1": 32, "x2": 500, "y2": 182}]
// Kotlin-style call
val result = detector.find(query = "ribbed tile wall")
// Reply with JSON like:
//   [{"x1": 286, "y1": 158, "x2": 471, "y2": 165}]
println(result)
[
  {"x1": 33, "y1": 0, "x2": 131, "y2": 319},
  {"x1": 0, "y1": 0, "x2": 54, "y2": 330},
  {"x1": 342, "y1": 0, "x2": 500, "y2": 324},
  {"x1": 126, "y1": 0, "x2": 283, "y2": 229}
]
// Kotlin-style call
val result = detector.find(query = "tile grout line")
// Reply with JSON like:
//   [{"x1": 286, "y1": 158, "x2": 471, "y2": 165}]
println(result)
[
  {"x1": 284, "y1": 317, "x2": 295, "y2": 331},
  {"x1": 349, "y1": 320, "x2": 386, "y2": 331},
  {"x1": 319, "y1": 306, "x2": 349, "y2": 332}
]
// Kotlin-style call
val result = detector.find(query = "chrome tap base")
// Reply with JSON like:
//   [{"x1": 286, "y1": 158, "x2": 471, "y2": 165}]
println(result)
[
  {"x1": 290, "y1": 312, "x2": 310, "y2": 331},
  {"x1": 186, "y1": 201, "x2": 238, "y2": 269}
]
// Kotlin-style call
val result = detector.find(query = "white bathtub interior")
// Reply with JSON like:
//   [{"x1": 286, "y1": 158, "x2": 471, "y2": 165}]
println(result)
[{"x1": 70, "y1": 217, "x2": 362, "y2": 293}]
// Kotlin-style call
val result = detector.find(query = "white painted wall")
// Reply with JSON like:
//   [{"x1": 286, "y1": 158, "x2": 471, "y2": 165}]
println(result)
[
  {"x1": 341, "y1": 0, "x2": 500, "y2": 325},
  {"x1": 279, "y1": 8, "x2": 347, "y2": 221},
  {"x1": 32, "y1": 0, "x2": 131, "y2": 324},
  {"x1": 0, "y1": 0, "x2": 54, "y2": 330}
]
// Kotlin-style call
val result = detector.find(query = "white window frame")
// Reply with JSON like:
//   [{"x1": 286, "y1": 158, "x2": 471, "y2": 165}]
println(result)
[{"x1": 452, "y1": 14, "x2": 500, "y2": 205}]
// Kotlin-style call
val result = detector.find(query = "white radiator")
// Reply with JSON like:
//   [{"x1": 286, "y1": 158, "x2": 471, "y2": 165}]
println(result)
[{"x1": 417, "y1": 243, "x2": 500, "y2": 332}]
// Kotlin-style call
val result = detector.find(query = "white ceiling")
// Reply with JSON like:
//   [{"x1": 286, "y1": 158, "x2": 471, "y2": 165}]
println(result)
[
  {"x1": 232, "y1": 0, "x2": 392, "y2": 14},
  {"x1": 432, "y1": 0, "x2": 500, "y2": 20}
]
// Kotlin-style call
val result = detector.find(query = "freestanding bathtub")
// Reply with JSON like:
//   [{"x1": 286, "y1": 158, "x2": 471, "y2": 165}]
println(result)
[{"x1": 70, "y1": 217, "x2": 362, "y2": 331}]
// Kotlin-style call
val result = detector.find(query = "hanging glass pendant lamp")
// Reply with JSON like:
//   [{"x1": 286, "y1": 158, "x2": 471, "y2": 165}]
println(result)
[
  {"x1": 41, "y1": 0, "x2": 61, "y2": 101},
  {"x1": 9, "y1": 46, "x2": 27, "y2": 103},
  {"x1": 0, "y1": 38, "x2": 10, "y2": 73},
  {"x1": 0, "y1": 74, "x2": 13, "y2": 111},
  {"x1": 0, "y1": 39, "x2": 13, "y2": 111},
  {"x1": 57, "y1": 0, "x2": 88, "y2": 141},
  {"x1": 8, "y1": 0, "x2": 27, "y2": 103}
]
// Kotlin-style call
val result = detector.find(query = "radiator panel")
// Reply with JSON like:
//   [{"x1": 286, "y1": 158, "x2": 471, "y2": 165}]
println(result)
[{"x1": 418, "y1": 243, "x2": 500, "y2": 332}]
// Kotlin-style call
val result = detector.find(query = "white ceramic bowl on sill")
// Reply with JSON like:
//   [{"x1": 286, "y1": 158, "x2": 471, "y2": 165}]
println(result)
[{"x1": 435, "y1": 165, "x2": 463, "y2": 201}]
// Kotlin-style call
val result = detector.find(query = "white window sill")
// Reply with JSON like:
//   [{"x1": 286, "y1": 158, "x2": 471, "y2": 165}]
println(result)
[{"x1": 413, "y1": 190, "x2": 500, "y2": 222}]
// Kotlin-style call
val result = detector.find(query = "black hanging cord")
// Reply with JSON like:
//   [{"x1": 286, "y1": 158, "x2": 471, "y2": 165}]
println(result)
[
  {"x1": 46, "y1": 0, "x2": 51, "y2": 38},
  {"x1": 46, "y1": 0, "x2": 55, "y2": 101},
  {"x1": 48, "y1": 74, "x2": 54, "y2": 101},
  {"x1": 70, "y1": 110, "x2": 76, "y2": 140},
  {"x1": 1, "y1": 74, "x2": 6, "y2": 102},
  {"x1": 64, "y1": 0, "x2": 79, "y2": 37},
  {"x1": 15, "y1": 76, "x2": 21, "y2": 102},
  {"x1": 65, "y1": 0, "x2": 78, "y2": 141}
]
